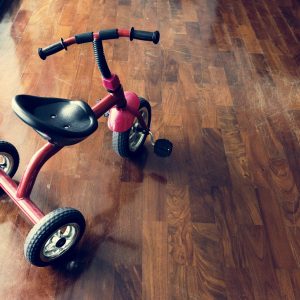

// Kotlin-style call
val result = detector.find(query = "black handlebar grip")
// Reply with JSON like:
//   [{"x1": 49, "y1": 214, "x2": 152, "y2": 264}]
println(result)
[
  {"x1": 99, "y1": 29, "x2": 119, "y2": 40},
  {"x1": 38, "y1": 39, "x2": 66, "y2": 60},
  {"x1": 130, "y1": 27, "x2": 160, "y2": 44},
  {"x1": 75, "y1": 32, "x2": 94, "y2": 44}
]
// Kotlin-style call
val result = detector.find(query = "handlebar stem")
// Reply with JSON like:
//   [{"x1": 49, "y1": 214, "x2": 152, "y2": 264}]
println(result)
[
  {"x1": 93, "y1": 38, "x2": 112, "y2": 79},
  {"x1": 102, "y1": 74, "x2": 120, "y2": 91}
]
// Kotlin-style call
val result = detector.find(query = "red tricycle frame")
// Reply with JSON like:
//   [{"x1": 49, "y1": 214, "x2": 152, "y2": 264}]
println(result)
[{"x1": 0, "y1": 91, "x2": 147, "y2": 225}]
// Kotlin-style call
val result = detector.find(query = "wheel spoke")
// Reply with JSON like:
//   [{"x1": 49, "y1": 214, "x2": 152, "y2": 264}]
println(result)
[
  {"x1": 57, "y1": 229, "x2": 63, "y2": 238},
  {"x1": 0, "y1": 163, "x2": 7, "y2": 170},
  {"x1": 62, "y1": 226, "x2": 71, "y2": 237},
  {"x1": 129, "y1": 132, "x2": 135, "y2": 140},
  {"x1": 44, "y1": 239, "x2": 50, "y2": 248},
  {"x1": 44, "y1": 235, "x2": 59, "y2": 250},
  {"x1": 44, "y1": 247, "x2": 60, "y2": 257}
]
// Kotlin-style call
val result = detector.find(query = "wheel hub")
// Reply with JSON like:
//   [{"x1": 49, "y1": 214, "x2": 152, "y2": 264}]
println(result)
[
  {"x1": 0, "y1": 152, "x2": 14, "y2": 174},
  {"x1": 56, "y1": 237, "x2": 66, "y2": 248}
]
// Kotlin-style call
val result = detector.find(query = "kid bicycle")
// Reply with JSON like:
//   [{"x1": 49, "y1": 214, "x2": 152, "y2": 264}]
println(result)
[{"x1": 0, "y1": 27, "x2": 172, "y2": 267}]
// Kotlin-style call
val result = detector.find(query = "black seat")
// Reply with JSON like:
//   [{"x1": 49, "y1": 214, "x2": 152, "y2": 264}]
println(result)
[{"x1": 12, "y1": 95, "x2": 98, "y2": 146}]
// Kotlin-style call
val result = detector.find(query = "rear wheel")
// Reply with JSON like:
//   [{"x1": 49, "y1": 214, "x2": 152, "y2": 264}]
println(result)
[
  {"x1": 112, "y1": 98, "x2": 151, "y2": 157},
  {"x1": 24, "y1": 207, "x2": 85, "y2": 267},
  {"x1": 0, "y1": 141, "x2": 19, "y2": 196}
]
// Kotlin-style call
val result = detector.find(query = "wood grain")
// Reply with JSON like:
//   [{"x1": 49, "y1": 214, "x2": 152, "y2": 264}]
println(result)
[{"x1": 0, "y1": 0, "x2": 299, "y2": 299}]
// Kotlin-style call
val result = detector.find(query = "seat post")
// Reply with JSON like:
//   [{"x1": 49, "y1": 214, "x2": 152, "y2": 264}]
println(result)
[{"x1": 16, "y1": 143, "x2": 62, "y2": 199}]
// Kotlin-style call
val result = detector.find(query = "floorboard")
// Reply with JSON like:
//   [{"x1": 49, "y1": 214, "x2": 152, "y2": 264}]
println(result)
[{"x1": 0, "y1": 0, "x2": 299, "y2": 299}]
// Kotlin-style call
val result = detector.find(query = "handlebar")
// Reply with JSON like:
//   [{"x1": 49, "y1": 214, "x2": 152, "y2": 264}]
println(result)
[
  {"x1": 38, "y1": 28, "x2": 160, "y2": 60},
  {"x1": 130, "y1": 28, "x2": 160, "y2": 44},
  {"x1": 38, "y1": 38, "x2": 66, "y2": 60}
]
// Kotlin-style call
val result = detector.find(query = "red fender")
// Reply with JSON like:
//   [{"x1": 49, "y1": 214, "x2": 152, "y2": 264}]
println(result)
[{"x1": 107, "y1": 91, "x2": 140, "y2": 132}]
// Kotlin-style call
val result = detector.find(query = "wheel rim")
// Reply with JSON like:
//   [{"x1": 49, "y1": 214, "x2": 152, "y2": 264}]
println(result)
[
  {"x1": 0, "y1": 152, "x2": 14, "y2": 174},
  {"x1": 129, "y1": 107, "x2": 149, "y2": 152},
  {"x1": 40, "y1": 223, "x2": 80, "y2": 262}
]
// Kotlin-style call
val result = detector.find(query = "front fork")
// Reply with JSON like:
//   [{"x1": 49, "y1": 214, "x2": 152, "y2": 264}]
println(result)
[
  {"x1": 103, "y1": 74, "x2": 151, "y2": 134},
  {"x1": 122, "y1": 103, "x2": 172, "y2": 157},
  {"x1": 103, "y1": 75, "x2": 172, "y2": 156},
  {"x1": 125, "y1": 105, "x2": 149, "y2": 132}
]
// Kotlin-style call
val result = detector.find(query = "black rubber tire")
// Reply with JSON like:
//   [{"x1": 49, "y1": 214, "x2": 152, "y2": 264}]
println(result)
[
  {"x1": 24, "y1": 207, "x2": 85, "y2": 267},
  {"x1": 0, "y1": 141, "x2": 19, "y2": 196},
  {"x1": 112, "y1": 98, "x2": 151, "y2": 158}
]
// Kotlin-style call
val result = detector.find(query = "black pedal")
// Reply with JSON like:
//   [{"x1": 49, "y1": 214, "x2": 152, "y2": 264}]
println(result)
[{"x1": 154, "y1": 139, "x2": 173, "y2": 157}]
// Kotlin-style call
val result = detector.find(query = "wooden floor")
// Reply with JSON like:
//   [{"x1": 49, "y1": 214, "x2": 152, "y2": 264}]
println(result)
[{"x1": 0, "y1": 0, "x2": 300, "y2": 299}]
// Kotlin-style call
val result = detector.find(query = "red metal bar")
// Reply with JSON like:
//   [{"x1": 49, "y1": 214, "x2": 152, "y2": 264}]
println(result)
[
  {"x1": 63, "y1": 37, "x2": 76, "y2": 46},
  {"x1": 92, "y1": 94, "x2": 119, "y2": 119},
  {"x1": 118, "y1": 29, "x2": 130, "y2": 37},
  {"x1": 102, "y1": 74, "x2": 121, "y2": 91},
  {"x1": 93, "y1": 32, "x2": 99, "y2": 40},
  {"x1": 0, "y1": 170, "x2": 44, "y2": 224},
  {"x1": 17, "y1": 143, "x2": 62, "y2": 199}
]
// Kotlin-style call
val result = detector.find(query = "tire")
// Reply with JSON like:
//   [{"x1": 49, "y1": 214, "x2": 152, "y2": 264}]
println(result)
[
  {"x1": 0, "y1": 141, "x2": 19, "y2": 196},
  {"x1": 112, "y1": 98, "x2": 151, "y2": 157},
  {"x1": 24, "y1": 207, "x2": 85, "y2": 267}
]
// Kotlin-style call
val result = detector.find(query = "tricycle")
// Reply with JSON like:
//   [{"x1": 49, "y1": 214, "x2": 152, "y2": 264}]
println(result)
[{"x1": 0, "y1": 27, "x2": 172, "y2": 267}]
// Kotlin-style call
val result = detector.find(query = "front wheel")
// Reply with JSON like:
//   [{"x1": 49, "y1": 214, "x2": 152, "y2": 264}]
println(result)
[
  {"x1": 112, "y1": 98, "x2": 151, "y2": 158},
  {"x1": 24, "y1": 207, "x2": 85, "y2": 267}
]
